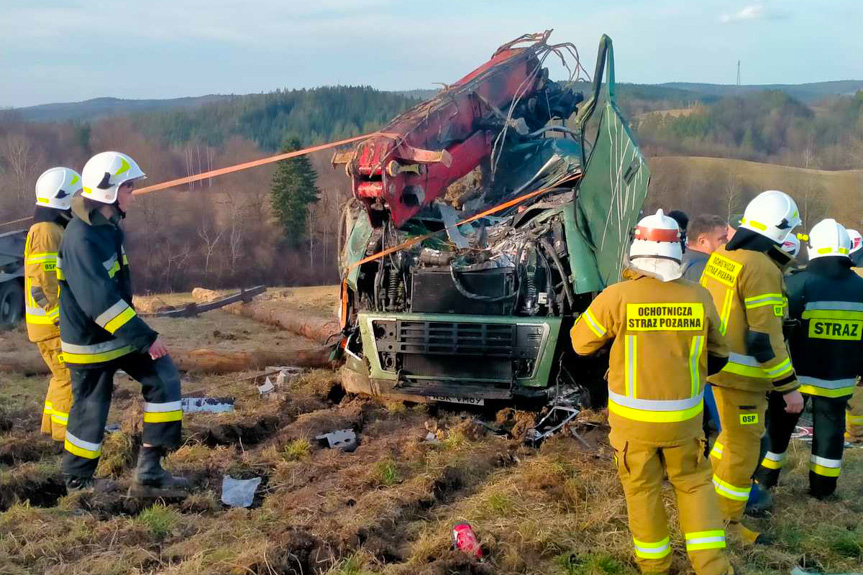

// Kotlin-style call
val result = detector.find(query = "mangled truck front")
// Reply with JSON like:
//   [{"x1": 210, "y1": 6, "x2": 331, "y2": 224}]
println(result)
[{"x1": 336, "y1": 32, "x2": 650, "y2": 405}]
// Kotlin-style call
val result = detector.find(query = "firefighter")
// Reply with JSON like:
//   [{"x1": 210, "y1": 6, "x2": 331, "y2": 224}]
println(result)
[
  {"x1": 59, "y1": 151, "x2": 188, "y2": 494},
  {"x1": 747, "y1": 231, "x2": 805, "y2": 512},
  {"x1": 700, "y1": 190, "x2": 804, "y2": 545},
  {"x1": 25, "y1": 168, "x2": 81, "y2": 442},
  {"x1": 572, "y1": 210, "x2": 732, "y2": 575},
  {"x1": 755, "y1": 219, "x2": 863, "y2": 498},
  {"x1": 847, "y1": 228, "x2": 863, "y2": 443}
]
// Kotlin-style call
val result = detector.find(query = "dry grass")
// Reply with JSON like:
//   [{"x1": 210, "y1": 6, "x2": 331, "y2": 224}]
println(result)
[
  {"x1": 650, "y1": 156, "x2": 863, "y2": 218},
  {"x1": 3, "y1": 309, "x2": 863, "y2": 573}
]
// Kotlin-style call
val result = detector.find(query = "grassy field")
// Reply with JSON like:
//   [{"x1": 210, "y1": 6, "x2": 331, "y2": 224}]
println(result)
[
  {"x1": 650, "y1": 156, "x2": 863, "y2": 220},
  {"x1": 2, "y1": 291, "x2": 863, "y2": 574}
]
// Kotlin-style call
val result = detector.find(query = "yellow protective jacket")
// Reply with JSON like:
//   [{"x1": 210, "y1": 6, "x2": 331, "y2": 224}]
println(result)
[
  {"x1": 700, "y1": 241, "x2": 798, "y2": 394},
  {"x1": 571, "y1": 269, "x2": 729, "y2": 444},
  {"x1": 24, "y1": 217, "x2": 64, "y2": 342}
]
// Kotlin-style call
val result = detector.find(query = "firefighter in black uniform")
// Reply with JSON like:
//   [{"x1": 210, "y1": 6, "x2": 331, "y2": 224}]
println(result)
[
  {"x1": 59, "y1": 151, "x2": 188, "y2": 494},
  {"x1": 752, "y1": 218, "x2": 863, "y2": 498}
]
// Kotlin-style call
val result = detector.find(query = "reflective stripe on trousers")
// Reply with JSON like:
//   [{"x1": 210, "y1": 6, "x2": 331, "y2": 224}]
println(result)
[
  {"x1": 143, "y1": 401, "x2": 183, "y2": 423},
  {"x1": 810, "y1": 454, "x2": 842, "y2": 477},
  {"x1": 64, "y1": 431, "x2": 102, "y2": 459},
  {"x1": 633, "y1": 536, "x2": 671, "y2": 559},
  {"x1": 685, "y1": 530, "x2": 726, "y2": 551}
]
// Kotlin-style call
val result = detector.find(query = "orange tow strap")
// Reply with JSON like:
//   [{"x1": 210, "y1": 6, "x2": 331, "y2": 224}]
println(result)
[
  {"x1": 134, "y1": 133, "x2": 372, "y2": 195},
  {"x1": 344, "y1": 173, "x2": 581, "y2": 272},
  {"x1": 0, "y1": 133, "x2": 373, "y2": 228}
]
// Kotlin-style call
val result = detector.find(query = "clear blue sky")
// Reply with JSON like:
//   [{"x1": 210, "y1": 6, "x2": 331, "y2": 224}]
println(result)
[{"x1": 1, "y1": 0, "x2": 860, "y2": 108}]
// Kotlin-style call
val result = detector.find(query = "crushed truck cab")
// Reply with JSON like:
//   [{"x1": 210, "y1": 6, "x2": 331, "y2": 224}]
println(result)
[{"x1": 337, "y1": 32, "x2": 649, "y2": 405}]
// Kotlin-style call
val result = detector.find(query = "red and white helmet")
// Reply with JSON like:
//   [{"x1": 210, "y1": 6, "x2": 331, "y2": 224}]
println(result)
[
  {"x1": 846, "y1": 229, "x2": 862, "y2": 255},
  {"x1": 808, "y1": 219, "x2": 851, "y2": 260},
  {"x1": 780, "y1": 234, "x2": 801, "y2": 258},
  {"x1": 630, "y1": 209, "x2": 683, "y2": 263}
]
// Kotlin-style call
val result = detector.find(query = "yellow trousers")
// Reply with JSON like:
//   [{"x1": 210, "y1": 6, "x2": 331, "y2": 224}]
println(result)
[
  {"x1": 36, "y1": 336, "x2": 72, "y2": 442},
  {"x1": 610, "y1": 430, "x2": 731, "y2": 575},
  {"x1": 710, "y1": 387, "x2": 767, "y2": 521},
  {"x1": 847, "y1": 385, "x2": 863, "y2": 442}
]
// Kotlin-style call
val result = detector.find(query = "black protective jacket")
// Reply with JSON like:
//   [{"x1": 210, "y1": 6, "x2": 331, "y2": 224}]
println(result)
[
  {"x1": 786, "y1": 256, "x2": 863, "y2": 398},
  {"x1": 58, "y1": 197, "x2": 157, "y2": 366}
]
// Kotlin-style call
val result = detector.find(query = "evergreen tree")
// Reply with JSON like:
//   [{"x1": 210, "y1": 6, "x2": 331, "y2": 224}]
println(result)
[{"x1": 271, "y1": 137, "x2": 320, "y2": 247}]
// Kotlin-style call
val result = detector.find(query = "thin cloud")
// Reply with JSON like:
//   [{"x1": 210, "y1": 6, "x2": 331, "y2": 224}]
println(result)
[{"x1": 720, "y1": 4, "x2": 766, "y2": 23}]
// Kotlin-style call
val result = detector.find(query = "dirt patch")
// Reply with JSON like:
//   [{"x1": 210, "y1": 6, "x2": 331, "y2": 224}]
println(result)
[
  {"x1": 0, "y1": 471, "x2": 66, "y2": 510},
  {"x1": 250, "y1": 529, "x2": 332, "y2": 575},
  {"x1": 416, "y1": 550, "x2": 494, "y2": 575},
  {"x1": 0, "y1": 434, "x2": 59, "y2": 465},
  {"x1": 192, "y1": 414, "x2": 282, "y2": 447}
]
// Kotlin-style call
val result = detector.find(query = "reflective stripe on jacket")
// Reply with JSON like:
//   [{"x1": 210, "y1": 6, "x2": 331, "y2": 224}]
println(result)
[
  {"x1": 571, "y1": 268, "x2": 729, "y2": 443},
  {"x1": 700, "y1": 244, "x2": 798, "y2": 394},
  {"x1": 58, "y1": 197, "x2": 157, "y2": 366},
  {"x1": 24, "y1": 221, "x2": 63, "y2": 342}
]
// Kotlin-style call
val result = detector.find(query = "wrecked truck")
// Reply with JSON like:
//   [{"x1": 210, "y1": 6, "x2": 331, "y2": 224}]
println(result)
[{"x1": 335, "y1": 31, "x2": 649, "y2": 407}]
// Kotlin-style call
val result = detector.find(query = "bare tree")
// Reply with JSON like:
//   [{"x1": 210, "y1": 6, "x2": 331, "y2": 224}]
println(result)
[{"x1": 198, "y1": 218, "x2": 224, "y2": 279}]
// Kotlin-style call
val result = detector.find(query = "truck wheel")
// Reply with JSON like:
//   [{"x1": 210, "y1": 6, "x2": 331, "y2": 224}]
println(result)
[{"x1": 0, "y1": 280, "x2": 25, "y2": 329}]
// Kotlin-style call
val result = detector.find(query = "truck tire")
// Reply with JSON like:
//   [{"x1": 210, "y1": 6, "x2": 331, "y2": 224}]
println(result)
[{"x1": 0, "y1": 280, "x2": 24, "y2": 329}]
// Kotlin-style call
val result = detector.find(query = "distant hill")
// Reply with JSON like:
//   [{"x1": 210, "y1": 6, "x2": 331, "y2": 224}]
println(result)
[
  {"x1": 661, "y1": 80, "x2": 863, "y2": 102},
  {"x1": 12, "y1": 80, "x2": 862, "y2": 124},
  {"x1": 15, "y1": 95, "x2": 232, "y2": 123}
]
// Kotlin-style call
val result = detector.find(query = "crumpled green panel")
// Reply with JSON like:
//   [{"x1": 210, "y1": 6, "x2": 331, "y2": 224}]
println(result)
[
  {"x1": 577, "y1": 101, "x2": 650, "y2": 288},
  {"x1": 575, "y1": 35, "x2": 650, "y2": 289}
]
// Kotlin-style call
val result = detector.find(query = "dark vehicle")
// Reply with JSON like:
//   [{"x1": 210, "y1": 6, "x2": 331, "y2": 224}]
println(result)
[{"x1": 0, "y1": 229, "x2": 26, "y2": 328}]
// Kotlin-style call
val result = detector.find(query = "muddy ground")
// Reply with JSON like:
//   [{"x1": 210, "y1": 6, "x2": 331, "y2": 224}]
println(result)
[{"x1": 1, "y1": 287, "x2": 862, "y2": 574}]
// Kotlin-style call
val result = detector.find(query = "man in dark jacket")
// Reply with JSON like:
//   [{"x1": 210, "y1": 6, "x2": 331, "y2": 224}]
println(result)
[
  {"x1": 59, "y1": 151, "x2": 188, "y2": 494},
  {"x1": 753, "y1": 219, "x2": 863, "y2": 499},
  {"x1": 682, "y1": 214, "x2": 728, "y2": 282}
]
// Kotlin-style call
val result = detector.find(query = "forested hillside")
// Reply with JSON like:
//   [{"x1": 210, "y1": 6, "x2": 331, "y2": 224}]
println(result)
[{"x1": 2, "y1": 83, "x2": 863, "y2": 293}]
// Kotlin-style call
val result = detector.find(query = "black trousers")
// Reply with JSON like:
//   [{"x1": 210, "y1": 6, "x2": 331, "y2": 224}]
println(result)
[
  {"x1": 754, "y1": 392, "x2": 848, "y2": 497},
  {"x1": 62, "y1": 354, "x2": 182, "y2": 478}
]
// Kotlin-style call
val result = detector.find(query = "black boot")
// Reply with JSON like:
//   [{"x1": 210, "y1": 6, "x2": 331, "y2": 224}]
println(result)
[
  {"x1": 132, "y1": 446, "x2": 190, "y2": 492},
  {"x1": 64, "y1": 475, "x2": 117, "y2": 493}
]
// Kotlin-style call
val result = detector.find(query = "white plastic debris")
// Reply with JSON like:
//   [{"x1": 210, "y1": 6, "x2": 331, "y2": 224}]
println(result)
[
  {"x1": 316, "y1": 429, "x2": 358, "y2": 452},
  {"x1": 221, "y1": 476, "x2": 262, "y2": 508},
  {"x1": 258, "y1": 377, "x2": 275, "y2": 395},
  {"x1": 181, "y1": 397, "x2": 235, "y2": 414}
]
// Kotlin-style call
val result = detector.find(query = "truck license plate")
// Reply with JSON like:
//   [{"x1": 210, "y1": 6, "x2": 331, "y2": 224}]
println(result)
[{"x1": 429, "y1": 395, "x2": 485, "y2": 406}]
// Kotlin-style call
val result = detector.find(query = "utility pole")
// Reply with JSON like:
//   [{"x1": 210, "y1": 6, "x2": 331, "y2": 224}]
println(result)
[{"x1": 737, "y1": 60, "x2": 741, "y2": 86}]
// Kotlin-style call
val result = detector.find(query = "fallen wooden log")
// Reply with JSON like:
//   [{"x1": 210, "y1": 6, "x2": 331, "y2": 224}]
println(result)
[
  {"x1": 192, "y1": 288, "x2": 340, "y2": 345},
  {"x1": 0, "y1": 346, "x2": 334, "y2": 376},
  {"x1": 143, "y1": 286, "x2": 267, "y2": 318}
]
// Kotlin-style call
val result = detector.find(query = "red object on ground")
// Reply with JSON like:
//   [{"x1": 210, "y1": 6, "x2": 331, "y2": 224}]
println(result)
[{"x1": 452, "y1": 522, "x2": 483, "y2": 560}]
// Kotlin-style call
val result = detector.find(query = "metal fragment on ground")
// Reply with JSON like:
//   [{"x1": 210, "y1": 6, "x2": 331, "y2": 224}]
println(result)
[
  {"x1": 181, "y1": 397, "x2": 235, "y2": 414},
  {"x1": 316, "y1": 429, "x2": 358, "y2": 452},
  {"x1": 221, "y1": 475, "x2": 262, "y2": 508}
]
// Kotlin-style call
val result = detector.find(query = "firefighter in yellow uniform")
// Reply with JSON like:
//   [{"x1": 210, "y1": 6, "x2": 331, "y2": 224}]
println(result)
[
  {"x1": 845, "y1": 228, "x2": 863, "y2": 443},
  {"x1": 25, "y1": 167, "x2": 82, "y2": 442},
  {"x1": 572, "y1": 210, "x2": 732, "y2": 575},
  {"x1": 700, "y1": 190, "x2": 804, "y2": 544}
]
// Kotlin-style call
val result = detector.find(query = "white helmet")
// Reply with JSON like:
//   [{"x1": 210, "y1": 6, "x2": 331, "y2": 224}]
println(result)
[
  {"x1": 35, "y1": 167, "x2": 82, "y2": 210},
  {"x1": 780, "y1": 234, "x2": 801, "y2": 258},
  {"x1": 630, "y1": 209, "x2": 683, "y2": 263},
  {"x1": 81, "y1": 151, "x2": 146, "y2": 204},
  {"x1": 739, "y1": 190, "x2": 801, "y2": 244},
  {"x1": 808, "y1": 219, "x2": 851, "y2": 260},
  {"x1": 846, "y1": 229, "x2": 863, "y2": 254}
]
